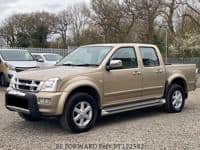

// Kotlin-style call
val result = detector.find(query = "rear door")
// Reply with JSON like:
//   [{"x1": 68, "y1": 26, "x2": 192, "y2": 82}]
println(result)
[{"x1": 139, "y1": 47, "x2": 165, "y2": 99}]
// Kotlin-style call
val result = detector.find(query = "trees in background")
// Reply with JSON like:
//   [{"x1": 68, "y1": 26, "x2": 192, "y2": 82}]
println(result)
[
  {"x1": 0, "y1": 12, "x2": 56, "y2": 48},
  {"x1": 91, "y1": 0, "x2": 136, "y2": 43},
  {"x1": 54, "y1": 9, "x2": 72, "y2": 48},
  {"x1": 0, "y1": 0, "x2": 199, "y2": 57},
  {"x1": 69, "y1": 3, "x2": 91, "y2": 46},
  {"x1": 170, "y1": 0, "x2": 200, "y2": 56}
]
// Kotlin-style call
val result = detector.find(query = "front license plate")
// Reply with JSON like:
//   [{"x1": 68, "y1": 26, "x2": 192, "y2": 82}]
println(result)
[{"x1": 8, "y1": 90, "x2": 26, "y2": 97}]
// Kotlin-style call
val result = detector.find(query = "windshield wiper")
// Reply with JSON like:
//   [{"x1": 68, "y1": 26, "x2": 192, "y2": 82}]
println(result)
[
  {"x1": 60, "y1": 63, "x2": 99, "y2": 67},
  {"x1": 75, "y1": 64, "x2": 99, "y2": 67},
  {"x1": 60, "y1": 63, "x2": 77, "y2": 66}
]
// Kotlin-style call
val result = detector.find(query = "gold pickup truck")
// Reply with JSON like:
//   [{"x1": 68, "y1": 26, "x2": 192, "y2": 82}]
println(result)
[{"x1": 5, "y1": 44, "x2": 198, "y2": 133}]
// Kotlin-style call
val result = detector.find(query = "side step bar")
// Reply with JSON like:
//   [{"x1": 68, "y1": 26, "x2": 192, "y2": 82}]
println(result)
[{"x1": 101, "y1": 99, "x2": 166, "y2": 116}]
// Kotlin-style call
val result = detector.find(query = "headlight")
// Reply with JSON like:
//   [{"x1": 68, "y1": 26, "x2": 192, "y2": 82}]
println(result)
[
  {"x1": 5, "y1": 63, "x2": 16, "y2": 71},
  {"x1": 9, "y1": 75, "x2": 16, "y2": 88},
  {"x1": 39, "y1": 78, "x2": 59, "y2": 92}
]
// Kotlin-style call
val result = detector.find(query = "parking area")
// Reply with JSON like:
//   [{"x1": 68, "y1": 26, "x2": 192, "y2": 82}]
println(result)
[{"x1": 0, "y1": 76, "x2": 200, "y2": 150}]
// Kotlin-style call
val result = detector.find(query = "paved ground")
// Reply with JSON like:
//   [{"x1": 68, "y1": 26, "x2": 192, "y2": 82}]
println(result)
[{"x1": 0, "y1": 76, "x2": 200, "y2": 150}]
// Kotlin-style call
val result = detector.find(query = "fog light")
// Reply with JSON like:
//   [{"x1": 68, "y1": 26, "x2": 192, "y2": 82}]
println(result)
[{"x1": 38, "y1": 98, "x2": 52, "y2": 105}]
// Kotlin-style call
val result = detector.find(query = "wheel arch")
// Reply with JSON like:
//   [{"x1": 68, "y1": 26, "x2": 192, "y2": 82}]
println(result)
[
  {"x1": 164, "y1": 76, "x2": 188, "y2": 98},
  {"x1": 57, "y1": 83, "x2": 102, "y2": 115},
  {"x1": 67, "y1": 85, "x2": 101, "y2": 107}
]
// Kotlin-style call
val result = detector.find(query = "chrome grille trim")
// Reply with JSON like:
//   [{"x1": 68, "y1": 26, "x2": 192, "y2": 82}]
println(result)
[{"x1": 13, "y1": 78, "x2": 41, "y2": 92}]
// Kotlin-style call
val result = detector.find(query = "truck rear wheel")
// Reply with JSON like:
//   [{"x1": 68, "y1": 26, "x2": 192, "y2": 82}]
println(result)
[
  {"x1": 164, "y1": 84, "x2": 185, "y2": 113},
  {"x1": 59, "y1": 93, "x2": 98, "y2": 133}
]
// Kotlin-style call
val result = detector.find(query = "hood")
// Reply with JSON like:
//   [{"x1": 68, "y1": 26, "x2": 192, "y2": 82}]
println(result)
[
  {"x1": 15, "y1": 66, "x2": 98, "y2": 81},
  {"x1": 45, "y1": 61, "x2": 57, "y2": 64},
  {"x1": 5, "y1": 61, "x2": 37, "y2": 68},
  {"x1": 36, "y1": 61, "x2": 56, "y2": 68},
  {"x1": 40, "y1": 61, "x2": 57, "y2": 66}
]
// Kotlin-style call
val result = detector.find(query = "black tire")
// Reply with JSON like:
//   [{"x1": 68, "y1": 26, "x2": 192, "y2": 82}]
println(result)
[
  {"x1": 59, "y1": 93, "x2": 98, "y2": 133},
  {"x1": 164, "y1": 84, "x2": 185, "y2": 113},
  {"x1": 18, "y1": 113, "x2": 40, "y2": 121},
  {"x1": 0, "y1": 74, "x2": 8, "y2": 87}
]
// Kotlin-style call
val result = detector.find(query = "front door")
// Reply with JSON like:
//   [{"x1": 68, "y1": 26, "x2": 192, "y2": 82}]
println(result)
[{"x1": 103, "y1": 47, "x2": 142, "y2": 106}]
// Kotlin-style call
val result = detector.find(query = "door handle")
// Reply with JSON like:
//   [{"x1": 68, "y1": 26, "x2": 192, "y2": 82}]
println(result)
[
  {"x1": 137, "y1": 71, "x2": 141, "y2": 75},
  {"x1": 156, "y1": 69, "x2": 163, "y2": 73},
  {"x1": 132, "y1": 70, "x2": 141, "y2": 75}
]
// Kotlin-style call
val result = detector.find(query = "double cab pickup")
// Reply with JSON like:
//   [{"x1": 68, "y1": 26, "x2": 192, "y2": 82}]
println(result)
[{"x1": 5, "y1": 44, "x2": 198, "y2": 133}]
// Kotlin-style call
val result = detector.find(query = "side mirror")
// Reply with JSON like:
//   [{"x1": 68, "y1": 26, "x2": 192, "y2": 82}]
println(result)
[
  {"x1": 106, "y1": 60, "x2": 123, "y2": 70},
  {"x1": 36, "y1": 58, "x2": 44, "y2": 63}
]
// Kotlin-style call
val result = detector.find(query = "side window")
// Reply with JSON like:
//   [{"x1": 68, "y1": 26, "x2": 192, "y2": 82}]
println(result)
[
  {"x1": 111, "y1": 47, "x2": 138, "y2": 69},
  {"x1": 33, "y1": 55, "x2": 43, "y2": 61},
  {"x1": 139, "y1": 47, "x2": 160, "y2": 67}
]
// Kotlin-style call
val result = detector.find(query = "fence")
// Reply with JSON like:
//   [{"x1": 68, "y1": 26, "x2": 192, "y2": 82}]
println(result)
[
  {"x1": 167, "y1": 57, "x2": 200, "y2": 69},
  {"x1": 26, "y1": 48, "x2": 69, "y2": 56},
  {"x1": 1, "y1": 47, "x2": 200, "y2": 69},
  {"x1": 0, "y1": 47, "x2": 77, "y2": 56}
]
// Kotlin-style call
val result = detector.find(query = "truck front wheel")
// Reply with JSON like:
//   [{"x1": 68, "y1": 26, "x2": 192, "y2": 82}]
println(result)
[
  {"x1": 60, "y1": 93, "x2": 98, "y2": 133},
  {"x1": 164, "y1": 84, "x2": 185, "y2": 113}
]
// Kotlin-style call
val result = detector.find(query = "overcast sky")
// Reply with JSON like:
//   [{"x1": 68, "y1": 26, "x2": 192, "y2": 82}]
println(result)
[{"x1": 0, "y1": 0, "x2": 90, "y2": 22}]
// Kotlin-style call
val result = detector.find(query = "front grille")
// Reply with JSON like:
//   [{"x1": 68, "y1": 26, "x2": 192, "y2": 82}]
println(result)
[
  {"x1": 15, "y1": 67, "x2": 36, "y2": 72},
  {"x1": 13, "y1": 78, "x2": 41, "y2": 92},
  {"x1": 19, "y1": 79, "x2": 32, "y2": 84}
]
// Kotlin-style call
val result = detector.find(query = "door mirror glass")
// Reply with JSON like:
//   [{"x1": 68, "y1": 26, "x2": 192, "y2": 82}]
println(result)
[{"x1": 107, "y1": 60, "x2": 123, "y2": 70}]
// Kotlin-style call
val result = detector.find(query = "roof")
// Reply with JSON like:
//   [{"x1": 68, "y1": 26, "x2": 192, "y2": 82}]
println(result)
[
  {"x1": 31, "y1": 53, "x2": 61, "y2": 55},
  {"x1": 83, "y1": 43, "x2": 157, "y2": 47}
]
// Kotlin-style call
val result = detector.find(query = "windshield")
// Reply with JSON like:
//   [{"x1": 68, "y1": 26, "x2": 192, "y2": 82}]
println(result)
[
  {"x1": 57, "y1": 46, "x2": 112, "y2": 66},
  {"x1": 44, "y1": 54, "x2": 62, "y2": 61},
  {"x1": 0, "y1": 50, "x2": 34, "y2": 61}
]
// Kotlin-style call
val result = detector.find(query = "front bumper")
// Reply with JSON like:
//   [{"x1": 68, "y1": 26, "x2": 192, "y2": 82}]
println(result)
[
  {"x1": 6, "y1": 91, "x2": 40, "y2": 118},
  {"x1": 5, "y1": 88, "x2": 62, "y2": 116}
]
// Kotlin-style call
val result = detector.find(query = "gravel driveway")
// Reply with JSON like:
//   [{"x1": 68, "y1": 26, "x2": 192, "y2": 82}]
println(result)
[{"x1": 0, "y1": 76, "x2": 200, "y2": 150}]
